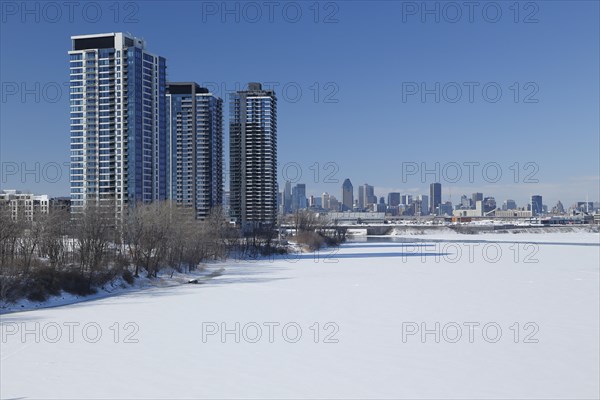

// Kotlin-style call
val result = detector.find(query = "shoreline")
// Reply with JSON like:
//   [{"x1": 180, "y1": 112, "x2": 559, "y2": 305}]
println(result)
[{"x1": 2, "y1": 229, "x2": 597, "y2": 315}]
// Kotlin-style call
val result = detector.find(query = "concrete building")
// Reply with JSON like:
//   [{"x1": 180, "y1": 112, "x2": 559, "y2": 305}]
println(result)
[
  {"x1": 417, "y1": 194, "x2": 429, "y2": 216},
  {"x1": 166, "y1": 82, "x2": 223, "y2": 219},
  {"x1": 322, "y1": 192, "x2": 331, "y2": 210},
  {"x1": 0, "y1": 190, "x2": 50, "y2": 221},
  {"x1": 326, "y1": 212, "x2": 385, "y2": 225},
  {"x1": 494, "y1": 209, "x2": 533, "y2": 218},
  {"x1": 453, "y1": 200, "x2": 484, "y2": 217}
]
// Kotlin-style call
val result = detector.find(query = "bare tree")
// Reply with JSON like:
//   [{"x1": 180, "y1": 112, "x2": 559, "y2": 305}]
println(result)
[{"x1": 72, "y1": 201, "x2": 114, "y2": 288}]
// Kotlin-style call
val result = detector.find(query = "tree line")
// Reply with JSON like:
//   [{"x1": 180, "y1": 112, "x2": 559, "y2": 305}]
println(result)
[{"x1": 0, "y1": 204, "x2": 345, "y2": 303}]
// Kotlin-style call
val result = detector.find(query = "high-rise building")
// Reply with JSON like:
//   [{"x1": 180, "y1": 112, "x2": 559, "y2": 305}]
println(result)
[
  {"x1": 329, "y1": 195, "x2": 340, "y2": 212},
  {"x1": 429, "y1": 183, "x2": 441, "y2": 214},
  {"x1": 291, "y1": 183, "x2": 307, "y2": 211},
  {"x1": 531, "y1": 195, "x2": 543, "y2": 216},
  {"x1": 460, "y1": 194, "x2": 471, "y2": 208},
  {"x1": 358, "y1": 185, "x2": 365, "y2": 209},
  {"x1": 229, "y1": 83, "x2": 277, "y2": 228},
  {"x1": 365, "y1": 184, "x2": 376, "y2": 205},
  {"x1": 472, "y1": 192, "x2": 483, "y2": 205},
  {"x1": 483, "y1": 197, "x2": 496, "y2": 213},
  {"x1": 419, "y1": 194, "x2": 429, "y2": 216},
  {"x1": 69, "y1": 33, "x2": 167, "y2": 217},
  {"x1": 321, "y1": 192, "x2": 331, "y2": 210},
  {"x1": 166, "y1": 82, "x2": 223, "y2": 219},
  {"x1": 552, "y1": 200, "x2": 564, "y2": 214},
  {"x1": 282, "y1": 181, "x2": 292, "y2": 214},
  {"x1": 388, "y1": 192, "x2": 400, "y2": 207},
  {"x1": 400, "y1": 194, "x2": 413, "y2": 206},
  {"x1": 342, "y1": 179, "x2": 354, "y2": 211},
  {"x1": 503, "y1": 199, "x2": 517, "y2": 210}
]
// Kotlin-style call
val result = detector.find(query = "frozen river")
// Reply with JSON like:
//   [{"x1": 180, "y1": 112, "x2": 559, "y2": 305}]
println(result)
[{"x1": 1, "y1": 233, "x2": 599, "y2": 399}]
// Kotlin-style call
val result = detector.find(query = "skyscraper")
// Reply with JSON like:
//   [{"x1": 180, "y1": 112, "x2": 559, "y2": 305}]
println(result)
[
  {"x1": 387, "y1": 192, "x2": 400, "y2": 207},
  {"x1": 357, "y1": 184, "x2": 375, "y2": 209},
  {"x1": 229, "y1": 83, "x2": 277, "y2": 228},
  {"x1": 69, "y1": 33, "x2": 167, "y2": 217},
  {"x1": 166, "y1": 82, "x2": 223, "y2": 219},
  {"x1": 358, "y1": 185, "x2": 365, "y2": 209},
  {"x1": 502, "y1": 199, "x2": 517, "y2": 210},
  {"x1": 400, "y1": 194, "x2": 413, "y2": 206},
  {"x1": 291, "y1": 183, "x2": 307, "y2": 211},
  {"x1": 342, "y1": 179, "x2": 354, "y2": 211},
  {"x1": 365, "y1": 184, "x2": 376, "y2": 205},
  {"x1": 322, "y1": 192, "x2": 331, "y2": 210},
  {"x1": 418, "y1": 194, "x2": 429, "y2": 216},
  {"x1": 282, "y1": 180, "x2": 292, "y2": 214},
  {"x1": 531, "y1": 195, "x2": 543, "y2": 216},
  {"x1": 429, "y1": 183, "x2": 441, "y2": 215}
]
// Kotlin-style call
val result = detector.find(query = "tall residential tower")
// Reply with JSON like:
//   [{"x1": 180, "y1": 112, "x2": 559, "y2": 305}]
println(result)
[
  {"x1": 166, "y1": 83, "x2": 223, "y2": 219},
  {"x1": 229, "y1": 83, "x2": 278, "y2": 228},
  {"x1": 69, "y1": 33, "x2": 167, "y2": 217}
]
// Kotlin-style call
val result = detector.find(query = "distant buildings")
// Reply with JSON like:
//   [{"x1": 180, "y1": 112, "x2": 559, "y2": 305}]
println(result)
[
  {"x1": 342, "y1": 179, "x2": 354, "y2": 211},
  {"x1": 494, "y1": 209, "x2": 533, "y2": 218},
  {"x1": 453, "y1": 200, "x2": 483, "y2": 217},
  {"x1": 400, "y1": 194, "x2": 413, "y2": 206},
  {"x1": 321, "y1": 192, "x2": 331, "y2": 210},
  {"x1": 483, "y1": 197, "x2": 496, "y2": 213},
  {"x1": 0, "y1": 190, "x2": 70, "y2": 221},
  {"x1": 472, "y1": 192, "x2": 483, "y2": 204},
  {"x1": 387, "y1": 192, "x2": 400, "y2": 207},
  {"x1": 229, "y1": 83, "x2": 278, "y2": 228},
  {"x1": 282, "y1": 181, "x2": 292, "y2": 214},
  {"x1": 291, "y1": 183, "x2": 307, "y2": 211},
  {"x1": 429, "y1": 183, "x2": 442, "y2": 215},
  {"x1": 531, "y1": 195, "x2": 543, "y2": 216},
  {"x1": 502, "y1": 199, "x2": 517, "y2": 210},
  {"x1": 357, "y1": 183, "x2": 376, "y2": 210},
  {"x1": 417, "y1": 194, "x2": 429, "y2": 216}
]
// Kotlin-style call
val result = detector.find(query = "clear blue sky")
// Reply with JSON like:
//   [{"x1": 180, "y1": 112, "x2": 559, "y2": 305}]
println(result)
[{"x1": 1, "y1": 0, "x2": 598, "y2": 208}]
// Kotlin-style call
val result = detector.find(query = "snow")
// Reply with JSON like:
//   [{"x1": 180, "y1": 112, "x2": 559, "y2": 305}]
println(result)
[
  {"x1": 0, "y1": 265, "x2": 225, "y2": 314},
  {"x1": 1, "y1": 232, "x2": 599, "y2": 399}
]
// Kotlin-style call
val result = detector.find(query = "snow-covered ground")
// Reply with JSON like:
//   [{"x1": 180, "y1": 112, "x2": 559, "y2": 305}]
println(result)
[
  {"x1": 1, "y1": 232, "x2": 599, "y2": 399},
  {"x1": 0, "y1": 265, "x2": 225, "y2": 314}
]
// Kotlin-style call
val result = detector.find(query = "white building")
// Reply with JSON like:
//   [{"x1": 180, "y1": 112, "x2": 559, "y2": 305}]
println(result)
[
  {"x1": 0, "y1": 190, "x2": 50, "y2": 221},
  {"x1": 453, "y1": 200, "x2": 484, "y2": 217}
]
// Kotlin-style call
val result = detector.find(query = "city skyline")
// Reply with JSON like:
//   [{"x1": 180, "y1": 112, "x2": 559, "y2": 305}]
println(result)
[{"x1": 1, "y1": 2, "x2": 598, "y2": 207}]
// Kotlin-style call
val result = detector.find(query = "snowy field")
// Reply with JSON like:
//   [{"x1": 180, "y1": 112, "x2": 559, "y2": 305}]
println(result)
[{"x1": 1, "y1": 232, "x2": 599, "y2": 399}]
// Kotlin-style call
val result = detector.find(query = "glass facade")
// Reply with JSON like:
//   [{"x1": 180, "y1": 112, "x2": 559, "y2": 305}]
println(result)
[{"x1": 69, "y1": 33, "x2": 167, "y2": 217}]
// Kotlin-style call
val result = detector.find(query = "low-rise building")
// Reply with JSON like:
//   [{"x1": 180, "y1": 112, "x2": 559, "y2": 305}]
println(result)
[
  {"x1": 0, "y1": 190, "x2": 50, "y2": 221},
  {"x1": 325, "y1": 212, "x2": 385, "y2": 225}
]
